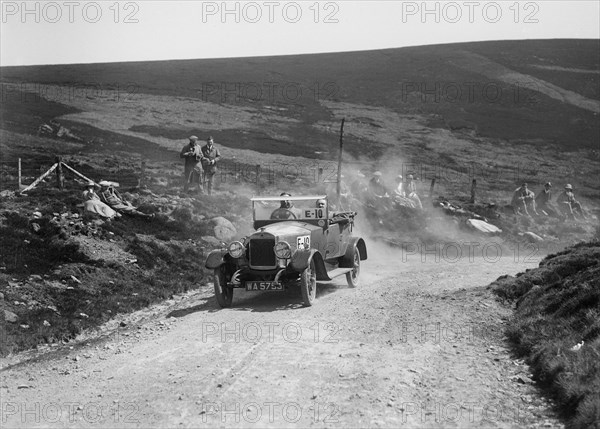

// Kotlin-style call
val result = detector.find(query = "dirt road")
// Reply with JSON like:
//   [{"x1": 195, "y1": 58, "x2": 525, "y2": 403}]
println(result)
[{"x1": 1, "y1": 250, "x2": 562, "y2": 428}]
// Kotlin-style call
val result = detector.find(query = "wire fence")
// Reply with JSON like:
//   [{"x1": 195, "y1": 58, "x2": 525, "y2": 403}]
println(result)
[
  {"x1": 0, "y1": 156, "x2": 343, "y2": 193},
  {"x1": 0, "y1": 158, "x2": 144, "y2": 192}
]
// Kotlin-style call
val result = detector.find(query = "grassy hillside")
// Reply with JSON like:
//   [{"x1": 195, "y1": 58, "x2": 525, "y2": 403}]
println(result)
[
  {"x1": 492, "y1": 241, "x2": 600, "y2": 428},
  {"x1": 2, "y1": 39, "x2": 599, "y2": 149}
]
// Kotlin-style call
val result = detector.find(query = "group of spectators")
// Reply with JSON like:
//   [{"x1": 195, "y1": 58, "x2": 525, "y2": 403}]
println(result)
[
  {"x1": 511, "y1": 182, "x2": 586, "y2": 220},
  {"x1": 361, "y1": 172, "x2": 423, "y2": 210},
  {"x1": 180, "y1": 135, "x2": 221, "y2": 196},
  {"x1": 82, "y1": 181, "x2": 152, "y2": 220},
  {"x1": 80, "y1": 134, "x2": 222, "y2": 220}
]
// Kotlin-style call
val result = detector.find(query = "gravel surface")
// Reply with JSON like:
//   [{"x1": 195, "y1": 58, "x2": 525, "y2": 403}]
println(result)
[{"x1": 0, "y1": 250, "x2": 563, "y2": 428}]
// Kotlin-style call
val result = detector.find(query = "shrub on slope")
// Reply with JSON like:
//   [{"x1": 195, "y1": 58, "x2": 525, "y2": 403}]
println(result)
[{"x1": 492, "y1": 242, "x2": 600, "y2": 428}]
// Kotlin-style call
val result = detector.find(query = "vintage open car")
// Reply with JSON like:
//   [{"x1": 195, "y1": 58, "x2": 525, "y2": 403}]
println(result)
[{"x1": 205, "y1": 195, "x2": 367, "y2": 307}]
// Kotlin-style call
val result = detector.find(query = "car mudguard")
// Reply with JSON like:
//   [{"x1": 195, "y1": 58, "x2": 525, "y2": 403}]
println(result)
[
  {"x1": 205, "y1": 249, "x2": 228, "y2": 269},
  {"x1": 290, "y1": 249, "x2": 327, "y2": 278},
  {"x1": 290, "y1": 249, "x2": 313, "y2": 272},
  {"x1": 339, "y1": 237, "x2": 367, "y2": 268}
]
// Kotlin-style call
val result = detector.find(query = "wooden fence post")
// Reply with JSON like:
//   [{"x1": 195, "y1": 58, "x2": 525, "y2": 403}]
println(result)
[
  {"x1": 470, "y1": 179, "x2": 477, "y2": 204},
  {"x1": 140, "y1": 158, "x2": 146, "y2": 188},
  {"x1": 18, "y1": 158, "x2": 22, "y2": 189},
  {"x1": 56, "y1": 156, "x2": 64, "y2": 189},
  {"x1": 429, "y1": 178, "x2": 435, "y2": 198}
]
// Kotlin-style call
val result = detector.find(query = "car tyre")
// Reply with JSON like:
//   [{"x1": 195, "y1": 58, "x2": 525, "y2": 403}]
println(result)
[
  {"x1": 300, "y1": 259, "x2": 317, "y2": 306},
  {"x1": 345, "y1": 247, "x2": 360, "y2": 288},
  {"x1": 214, "y1": 267, "x2": 233, "y2": 308}
]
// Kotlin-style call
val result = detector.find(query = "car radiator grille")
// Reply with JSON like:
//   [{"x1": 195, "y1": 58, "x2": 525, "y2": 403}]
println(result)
[{"x1": 249, "y1": 238, "x2": 276, "y2": 268}]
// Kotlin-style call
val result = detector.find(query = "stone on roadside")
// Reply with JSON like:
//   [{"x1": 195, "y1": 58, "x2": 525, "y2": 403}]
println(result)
[
  {"x1": 523, "y1": 232, "x2": 544, "y2": 243},
  {"x1": 4, "y1": 310, "x2": 18, "y2": 323},
  {"x1": 0, "y1": 190, "x2": 15, "y2": 199},
  {"x1": 209, "y1": 217, "x2": 236, "y2": 241}
]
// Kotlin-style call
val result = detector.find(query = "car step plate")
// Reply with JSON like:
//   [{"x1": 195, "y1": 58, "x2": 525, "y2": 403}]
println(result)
[{"x1": 245, "y1": 281, "x2": 284, "y2": 291}]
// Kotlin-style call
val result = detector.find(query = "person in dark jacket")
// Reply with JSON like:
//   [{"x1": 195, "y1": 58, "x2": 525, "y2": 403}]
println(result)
[
  {"x1": 535, "y1": 182, "x2": 560, "y2": 218},
  {"x1": 511, "y1": 183, "x2": 538, "y2": 216},
  {"x1": 270, "y1": 192, "x2": 301, "y2": 220},
  {"x1": 368, "y1": 172, "x2": 389, "y2": 198},
  {"x1": 180, "y1": 135, "x2": 203, "y2": 193}
]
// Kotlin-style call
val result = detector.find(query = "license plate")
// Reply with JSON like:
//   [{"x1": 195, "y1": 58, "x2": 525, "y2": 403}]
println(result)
[{"x1": 245, "y1": 281, "x2": 284, "y2": 291}]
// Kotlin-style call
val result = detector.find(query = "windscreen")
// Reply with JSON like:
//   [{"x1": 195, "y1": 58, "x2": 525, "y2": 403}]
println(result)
[{"x1": 253, "y1": 198, "x2": 328, "y2": 222}]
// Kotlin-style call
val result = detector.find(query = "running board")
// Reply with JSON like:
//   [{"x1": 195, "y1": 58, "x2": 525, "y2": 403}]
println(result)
[{"x1": 320, "y1": 268, "x2": 353, "y2": 281}]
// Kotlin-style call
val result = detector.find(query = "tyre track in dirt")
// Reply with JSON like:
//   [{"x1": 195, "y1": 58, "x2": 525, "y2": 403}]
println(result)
[{"x1": 0, "y1": 253, "x2": 563, "y2": 428}]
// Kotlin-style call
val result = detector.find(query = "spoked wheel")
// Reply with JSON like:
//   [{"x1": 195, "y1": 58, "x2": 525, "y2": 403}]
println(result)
[
  {"x1": 300, "y1": 259, "x2": 317, "y2": 307},
  {"x1": 214, "y1": 267, "x2": 233, "y2": 308},
  {"x1": 346, "y1": 247, "x2": 360, "y2": 288}
]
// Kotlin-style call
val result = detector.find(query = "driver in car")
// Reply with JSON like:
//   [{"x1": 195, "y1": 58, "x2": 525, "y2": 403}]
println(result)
[{"x1": 271, "y1": 192, "x2": 301, "y2": 219}]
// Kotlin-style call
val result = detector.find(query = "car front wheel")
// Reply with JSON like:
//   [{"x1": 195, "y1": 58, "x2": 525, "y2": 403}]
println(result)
[
  {"x1": 300, "y1": 259, "x2": 317, "y2": 306},
  {"x1": 346, "y1": 247, "x2": 360, "y2": 288},
  {"x1": 214, "y1": 267, "x2": 233, "y2": 308}
]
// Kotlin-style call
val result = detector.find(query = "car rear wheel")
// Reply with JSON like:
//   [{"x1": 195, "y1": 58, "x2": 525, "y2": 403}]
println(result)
[
  {"x1": 345, "y1": 247, "x2": 360, "y2": 288},
  {"x1": 214, "y1": 267, "x2": 233, "y2": 308},
  {"x1": 300, "y1": 259, "x2": 317, "y2": 306}
]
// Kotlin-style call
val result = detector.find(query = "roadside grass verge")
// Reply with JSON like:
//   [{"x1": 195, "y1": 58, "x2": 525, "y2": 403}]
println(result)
[
  {"x1": 0, "y1": 188, "x2": 211, "y2": 356},
  {"x1": 1, "y1": 259, "x2": 204, "y2": 355},
  {"x1": 492, "y1": 241, "x2": 600, "y2": 428}
]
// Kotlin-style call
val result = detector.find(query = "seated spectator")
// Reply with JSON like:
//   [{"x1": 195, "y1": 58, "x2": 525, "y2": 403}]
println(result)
[
  {"x1": 82, "y1": 182, "x2": 119, "y2": 219},
  {"x1": 556, "y1": 184, "x2": 586, "y2": 220},
  {"x1": 405, "y1": 175, "x2": 423, "y2": 210},
  {"x1": 368, "y1": 172, "x2": 389, "y2": 198},
  {"x1": 394, "y1": 175, "x2": 405, "y2": 197},
  {"x1": 535, "y1": 182, "x2": 560, "y2": 218},
  {"x1": 511, "y1": 183, "x2": 538, "y2": 216},
  {"x1": 99, "y1": 181, "x2": 153, "y2": 218}
]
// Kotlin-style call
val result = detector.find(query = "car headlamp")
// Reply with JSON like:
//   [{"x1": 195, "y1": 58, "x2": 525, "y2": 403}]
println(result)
[
  {"x1": 274, "y1": 241, "x2": 291, "y2": 259},
  {"x1": 228, "y1": 241, "x2": 245, "y2": 258}
]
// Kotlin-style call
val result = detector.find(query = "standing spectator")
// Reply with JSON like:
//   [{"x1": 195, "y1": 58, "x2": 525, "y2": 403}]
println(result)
[
  {"x1": 556, "y1": 184, "x2": 586, "y2": 220},
  {"x1": 511, "y1": 183, "x2": 538, "y2": 216},
  {"x1": 180, "y1": 135, "x2": 203, "y2": 193},
  {"x1": 201, "y1": 136, "x2": 221, "y2": 195},
  {"x1": 535, "y1": 182, "x2": 560, "y2": 218}
]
